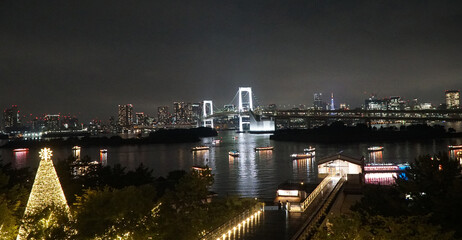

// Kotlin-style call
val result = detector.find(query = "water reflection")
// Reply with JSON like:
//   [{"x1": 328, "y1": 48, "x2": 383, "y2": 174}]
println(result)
[
  {"x1": 449, "y1": 149, "x2": 462, "y2": 165},
  {"x1": 72, "y1": 146, "x2": 81, "y2": 161},
  {"x1": 13, "y1": 148, "x2": 29, "y2": 168},
  {"x1": 100, "y1": 149, "x2": 108, "y2": 166},
  {"x1": 2, "y1": 130, "x2": 462, "y2": 199},
  {"x1": 368, "y1": 150, "x2": 383, "y2": 163}
]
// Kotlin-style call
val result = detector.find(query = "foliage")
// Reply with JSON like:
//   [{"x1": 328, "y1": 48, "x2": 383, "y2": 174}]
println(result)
[
  {"x1": 73, "y1": 185, "x2": 157, "y2": 240},
  {"x1": 21, "y1": 205, "x2": 73, "y2": 240},
  {"x1": 0, "y1": 161, "x2": 31, "y2": 239},
  {"x1": 157, "y1": 168, "x2": 214, "y2": 240},
  {"x1": 352, "y1": 153, "x2": 462, "y2": 237},
  {"x1": 313, "y1": 213, "x2": 454, "y2": 240}
]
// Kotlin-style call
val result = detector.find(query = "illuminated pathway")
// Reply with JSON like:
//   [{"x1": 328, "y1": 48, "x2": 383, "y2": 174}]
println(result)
[{"x1": 212, "y1": 177, "x2": 342, "y2": 240}]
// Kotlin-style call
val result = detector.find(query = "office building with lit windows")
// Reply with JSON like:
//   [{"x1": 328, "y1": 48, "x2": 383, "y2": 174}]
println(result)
[
  {"x1": 118, "y1": 104, "x2": 134, "y2": 130},
  {"x1": 446, "y1": 90, "x2": 460, "y2": 109}
]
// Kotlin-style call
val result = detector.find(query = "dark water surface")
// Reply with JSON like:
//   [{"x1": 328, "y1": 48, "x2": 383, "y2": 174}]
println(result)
[{"x1": 1, "y1": 130, "x2": 462, "y2": 200}]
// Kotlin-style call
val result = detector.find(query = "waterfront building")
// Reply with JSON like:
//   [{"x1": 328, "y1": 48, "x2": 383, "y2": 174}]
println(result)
[
  {"x1": 317, "y1": 154, "x2": 363, "y2": 176},
  {"x1": 446, "y1": 90, "x2": 460, "y2": 109},
  {"x1": 2, "y1": 105, "x2": 21, "y2": 131},
  {"x1": 157, "y1": 106, "x2": 170, "y2": 125},
  {"x1": 118, "y1": 104, "x2": 134, "y2": 130}
]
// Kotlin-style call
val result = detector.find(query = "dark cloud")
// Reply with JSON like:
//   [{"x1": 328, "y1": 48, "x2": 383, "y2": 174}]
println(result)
[{"x1": 1, "y1": 0, "x2": 462, "y2": 121}]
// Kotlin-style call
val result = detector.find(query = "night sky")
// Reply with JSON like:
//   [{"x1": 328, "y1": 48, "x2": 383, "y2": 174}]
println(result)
[{"x1": 1, "y1": 0, "x2": 462, "y2": 121}]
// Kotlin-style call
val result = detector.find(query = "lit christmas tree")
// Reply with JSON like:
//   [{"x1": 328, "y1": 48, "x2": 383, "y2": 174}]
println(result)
[{"x1": 17, "y1": 148, "x2": 71, "y2": 240}]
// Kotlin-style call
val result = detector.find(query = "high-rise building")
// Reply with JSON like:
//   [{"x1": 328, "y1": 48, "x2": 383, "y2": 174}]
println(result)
[
  {"x1": 157, "y1": 106, "x2": 170, "y2": 125},
  {"x1": 387, "y1": 96, "x2": 402, "y2": 110},
  {"x1": 190, "y1": 103, "x2": 201, "y2": 124},
  {"x1": 445, "y1": 90, "x2": 460, "y2": 109},
  {"x1": 173, "y1": 102, "x2": 187, "y2": 124},
  {"x1": 313, "y1": 93, "x2": 327, "y2": 110},
  {"x1": 44, "y1": 114, "x2": 60, "y2": 131},
  {"x1": 365, "y1": 96, "x2": 386, "y2": 110},
  {"x1": 2, "y1": 105, "x2": 20, "y2": 130},
  {"x1": 135, "y1": 112, "x2": 146, "y2": 126},
  {"x1": 118, "y1": 104, "x2": 134, "y2": 129}
]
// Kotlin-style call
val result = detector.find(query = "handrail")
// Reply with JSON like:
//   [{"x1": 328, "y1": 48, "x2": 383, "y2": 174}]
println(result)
[
  {"x1": 292, "y1": 177, "x2": 346, "y2": 240},
  {"x1": 200, "y1": 202, "x2": 263, "y2": 240},
  {"x1": 300, "y1": 174, "x2": 332, "y2": 212}
]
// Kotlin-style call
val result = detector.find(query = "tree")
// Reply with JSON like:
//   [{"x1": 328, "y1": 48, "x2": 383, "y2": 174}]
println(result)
[
  {"x1": 395, "y1": 153, "x2": 462, "y2": 235},
  {"x1": 313, "y1": 213, "x2": 454, "y2": 240},
  {"x1": 157, "y1": 169, "x2": 213, "y2": 240},
  {"x1": 21, "y1": 205, "x2": 74, "y2": 240},
  {"x1": 73, "y1": 185, "x2": 158, "y2": 240}
]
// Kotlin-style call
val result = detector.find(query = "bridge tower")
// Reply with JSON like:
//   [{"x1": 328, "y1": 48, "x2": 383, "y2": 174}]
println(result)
[
  {"x1": 238, "y1": 87, "x2": 253, "y2": 132},
  {"x1": 202, "y1": 100, "x2": 214, "y2": 128}
]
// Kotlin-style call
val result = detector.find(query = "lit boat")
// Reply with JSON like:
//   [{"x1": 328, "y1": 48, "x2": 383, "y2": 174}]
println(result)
[
  {"x1": 449, "y1": 145, "x2": 462, "y2": 150},
  {"x1": 192, "y1": 166, "x2": 211, "y2": 171},
  {"x1": 255, "y1": 146, "x2": 274, "y2": 151},
  {"x1": 229, "y1": 150, "x2": 240, "y2": 157},
  {"x1": 13, "y1": 148, "x2": 29, "y2": 152},
  {"x1": 303, "y1": 146, "x2": 315, "y2": 153},
  {"x1": 191, "y1": 146, "x2": 210, "y2": 151},
  {"x1": 212, "y1": 139, "x2": 222, "y2": 145},
  {"x1": 368, "y1": 146, "x2": 384, "y2": 152},
  {"x1": 290, "y1": 153, "x2": 313, "y2": 159},
  {"x1": 100, "y1": 149, "x2": 107, "y2": 153}
]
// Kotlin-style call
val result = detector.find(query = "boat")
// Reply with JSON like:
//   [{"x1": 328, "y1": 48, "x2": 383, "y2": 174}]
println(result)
[
  {"x1": 368, "y1": 146, "x2": 384, "y2": 152},
  {"x1": 100, "y1": 149, "x2": 108, "y2": 153},
  {"x1": 13, "y1": 148, "x2": 29, "y2": 152},
  {"x1": 229, "y1": 150, "x2": 240, "y2": 157},
  {"x1": 212, "y1": 139, "x2": 222, "y2": 145},
  {"x1": 449, "y1": 145, "x2": 462, "y2": 150},
  {"x1": 303, "y1": 146, "x2": 315, "y2": 153},
  {"x1": 255, "y1": 146, "x2": 274, "y2": 151},
  {"x1": 191, "y1": 146, "x2": 210, "y2": 151},
  {"x1": 290, "y1": 153, "x2": 313, "y2": 159}
]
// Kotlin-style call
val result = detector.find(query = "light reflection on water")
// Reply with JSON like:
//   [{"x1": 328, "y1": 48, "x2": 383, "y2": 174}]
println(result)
[{"x1": 1, "y1": 131, "x2": 462, "y2": 200}]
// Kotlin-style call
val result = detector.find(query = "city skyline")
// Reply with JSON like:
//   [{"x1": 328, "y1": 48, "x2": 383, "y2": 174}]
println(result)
[{"x1": 1, "y1": 1, "x2": 462, "y2": 120}]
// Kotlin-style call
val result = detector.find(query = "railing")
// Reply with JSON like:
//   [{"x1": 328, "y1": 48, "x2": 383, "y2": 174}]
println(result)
[
  {"x1": 200, "y1": 202, "x2": 264, "y2": 240},
  {"x1": 299, "y1": 175, "x2": 332, "y2": 212},
  {"x1": 291, "y1": 177, "x2": 346, "y2": 240}
]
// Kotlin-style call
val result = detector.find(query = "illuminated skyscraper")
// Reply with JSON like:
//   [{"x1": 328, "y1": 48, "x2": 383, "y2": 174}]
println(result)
[
  {"x1": 44, "y1": 114, "x2": 60, "y2": 131},
  {"x1": 157, "y1": 106, "x2": 170, "y2": 124},
  {"x1": 135, "y1": 112, "x2": 146, "y2": 126},
  {"x1": 2, "y1": 105, "x2": 20, "y2": 130},
  {"x1": 118, "y1": 104, "x2": 134, "y2": 129},
  {"x1": 173, "y1": 102, "x2": 187, "y2": 124},
  {"x1": 445, "y1": 90, "x2": 460, "y2": 109},
  {"x1": 190, "y1": 103, "x2": 201, "y2": 124}
]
